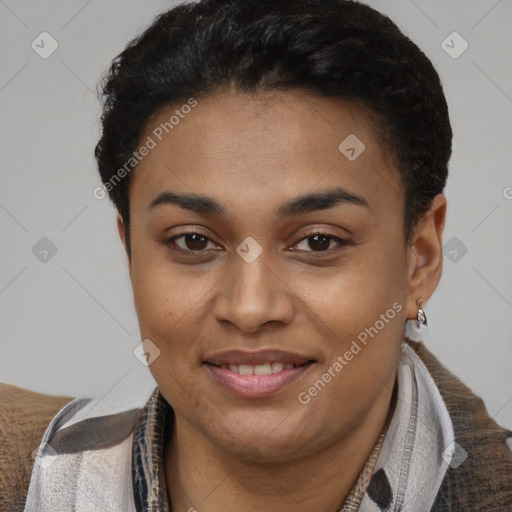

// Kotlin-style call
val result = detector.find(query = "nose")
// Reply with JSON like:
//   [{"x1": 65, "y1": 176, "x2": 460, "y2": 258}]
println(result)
[{"x1": 212, "y1": 251, "x2": 295, "y2": 334}]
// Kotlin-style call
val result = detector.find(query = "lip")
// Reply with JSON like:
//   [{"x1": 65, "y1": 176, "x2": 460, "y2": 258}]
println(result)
[
  {"x1": 204, "y1": 349, "x2": 316, "y2": 399},
  {"x1": 205, "y1": 349, "x2": 313, "y2": 366}
]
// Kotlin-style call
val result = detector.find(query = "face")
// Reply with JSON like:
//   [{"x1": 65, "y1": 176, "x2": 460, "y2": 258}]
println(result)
[{"x1": 119, "y1": 89, "x2": 443, "y2": 461}]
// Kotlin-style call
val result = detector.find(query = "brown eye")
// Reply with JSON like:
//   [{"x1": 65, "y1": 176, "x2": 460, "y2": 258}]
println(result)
[
  {"x1": 183, "y1": 233, "x2": 208, "y2": 250},
  {"x1": 293, "y1": 232, "x2": 351, "y2": 253},
  {"x1": 306, "y1": 234, "x2": 331, "y2": 251},
  {"x1": 169, "y1": 232, "x2": 216, "y2": 252}
]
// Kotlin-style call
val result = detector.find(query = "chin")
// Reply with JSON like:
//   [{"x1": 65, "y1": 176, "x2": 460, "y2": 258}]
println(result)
[{"x1": 204, "y1": 407, "x2": 321, "y2": 461}]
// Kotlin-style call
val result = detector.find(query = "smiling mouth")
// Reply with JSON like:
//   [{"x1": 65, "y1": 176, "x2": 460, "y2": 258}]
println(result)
[{"x1": 203, "y1": 351, "x2": 316, "y2": 398}]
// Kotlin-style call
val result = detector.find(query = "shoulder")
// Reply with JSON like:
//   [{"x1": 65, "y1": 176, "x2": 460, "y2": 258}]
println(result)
[
  {"x1": 406, "y1": 341, "x2": 512, "y2": 509},
  {"x1": 22, "y1": 391, "x2": 146, "y2": 512},
  {"x1": 0, "y1": 382, "x2": 74, "y2": 512}
]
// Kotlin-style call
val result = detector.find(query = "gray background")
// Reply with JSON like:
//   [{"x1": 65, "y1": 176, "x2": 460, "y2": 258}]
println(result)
[{"x1": 1, "y1": 0, "x2": 511, "y2": 425}]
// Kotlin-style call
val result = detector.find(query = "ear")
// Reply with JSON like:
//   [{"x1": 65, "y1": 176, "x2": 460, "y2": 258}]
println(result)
[
  {"x1": 405, "y1": 193, "x2": 447, "y2": 319},
  {"x1": 116, "y1": 213, "x2": 131, "y2": 268},
  {"x1": 117, "y1": 212, "x2": 126, "y2": 246}
]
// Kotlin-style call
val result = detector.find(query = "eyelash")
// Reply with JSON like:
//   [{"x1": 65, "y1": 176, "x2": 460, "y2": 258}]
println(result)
[{"x1": 164, "y1": 230, "x2": 352, "y2": 257}]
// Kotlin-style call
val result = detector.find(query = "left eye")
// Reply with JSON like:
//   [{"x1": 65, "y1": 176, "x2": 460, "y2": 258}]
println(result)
[
  {"x1": 293, "y1": 232, "x2": 349, "y2": 252},
  {"x1": 171, "y1": 233, "x2": 218, "y2": 251}
]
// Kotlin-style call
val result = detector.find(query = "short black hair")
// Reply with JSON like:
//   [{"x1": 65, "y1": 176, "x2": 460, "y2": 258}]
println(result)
[{"x1": 95, "y1": 0, "x2": 452, "y2": 253}]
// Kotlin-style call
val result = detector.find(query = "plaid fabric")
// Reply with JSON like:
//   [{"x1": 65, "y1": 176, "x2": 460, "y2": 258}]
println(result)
[
  {"x1": 131, "y1": 387, "x2": 394, "y2": 512},
  {"x1": 132, "y1": 388, "x2": 171, "y2": 512}
]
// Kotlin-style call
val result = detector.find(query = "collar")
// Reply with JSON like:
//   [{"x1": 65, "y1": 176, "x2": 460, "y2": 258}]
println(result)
[
  {"x1": 357, "y1": 342, "x2": 455, "y2": 511},
  {"x1": 132, "y1": 387, "x2": 171, "y2": 512}
]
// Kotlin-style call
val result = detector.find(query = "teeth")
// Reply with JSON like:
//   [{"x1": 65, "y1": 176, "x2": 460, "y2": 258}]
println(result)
[
  {"x1": 254, "y1": 363, "x2": 272, "y2": 375},
  {"x1": 271, "y1": 362, "x2": 284, "y2": 373},
  {"x1": 220, "y1": 362, "x2": 297, "y2": 374},
  {"x1": 239, "y1": 364, "x2": 253, "y2": 375}
]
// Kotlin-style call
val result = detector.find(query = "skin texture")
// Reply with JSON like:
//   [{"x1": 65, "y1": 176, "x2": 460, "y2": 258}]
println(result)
[{"x1": 117, "y1": 89, "x2": 446, "y2": 512}]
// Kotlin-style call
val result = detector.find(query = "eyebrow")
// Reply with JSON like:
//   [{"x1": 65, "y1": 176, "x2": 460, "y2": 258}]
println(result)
[{"x1": 147, "y1": 186, "x2": 370, "y2": 218}]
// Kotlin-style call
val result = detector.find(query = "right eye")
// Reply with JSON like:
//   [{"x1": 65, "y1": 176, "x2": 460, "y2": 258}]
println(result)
[{"x1": 165, "y1": 231, "x2": 221, "y2": 253}]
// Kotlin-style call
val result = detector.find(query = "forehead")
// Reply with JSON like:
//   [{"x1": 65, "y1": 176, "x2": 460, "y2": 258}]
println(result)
[{"x1": 129, "y1": 89, "x2": 402, "y2": 219}]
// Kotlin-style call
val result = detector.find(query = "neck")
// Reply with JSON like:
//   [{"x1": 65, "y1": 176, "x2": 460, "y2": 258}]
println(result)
[{"x1": 165, "y1": 382, "x2": 396, "y2": 512}]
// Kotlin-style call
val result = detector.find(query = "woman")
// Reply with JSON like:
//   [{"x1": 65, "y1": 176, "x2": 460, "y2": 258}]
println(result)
[{"x1": 3, "y1": 0, "x2": 512, "y2": 510}]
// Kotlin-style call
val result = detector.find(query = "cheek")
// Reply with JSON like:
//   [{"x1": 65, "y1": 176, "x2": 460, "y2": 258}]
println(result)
[
  {"x1": 295, "y1": 269, "x2": 406, "y2": 435},
  {"x1": 131, "y1": 267, "x2": 205, "y2": 408},
  {"x1": 293, "y1": 246, "x2": 407, "y2": 330},
  {"x1": 130, "y1": 248, "x2": 199, "y2": 333},
  {"x1": 129, "y1": 256, "x2": 213, "y2": 374},
  {"x1": 131, "y1": 271, "x2": 170, "y2": 335}
]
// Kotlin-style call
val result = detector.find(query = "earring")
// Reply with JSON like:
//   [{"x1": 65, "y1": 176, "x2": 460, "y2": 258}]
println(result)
[{"x1": 404, "y1": 299, "x2": 429, "y2": 342}]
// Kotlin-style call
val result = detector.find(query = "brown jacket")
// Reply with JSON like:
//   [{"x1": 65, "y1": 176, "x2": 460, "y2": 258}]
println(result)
[
  {"x1": 1, "y1": 341, "x2": 511, "y2": 511},
  {"x1": 0, "y1": 384, "x2": 73, "y2": 511}
]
